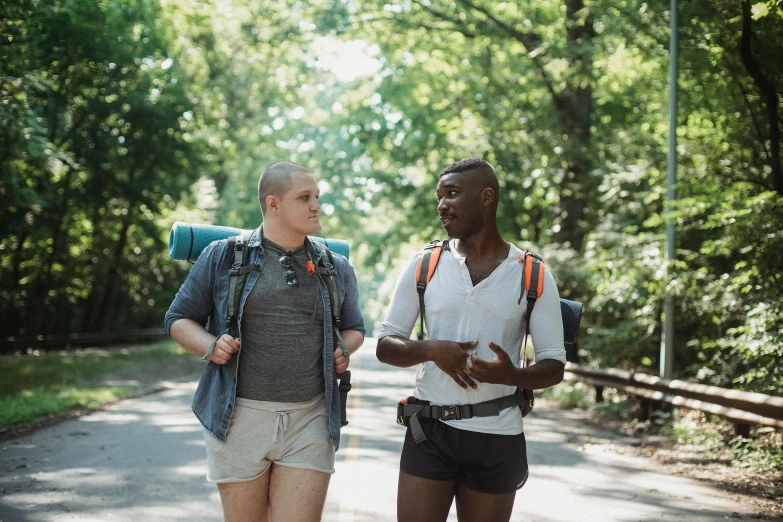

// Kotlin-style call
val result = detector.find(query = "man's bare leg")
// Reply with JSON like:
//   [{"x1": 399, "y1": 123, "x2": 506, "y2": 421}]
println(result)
[
  {"x1": 217, "y1": 470, "x2": 271, "y2": 522},
  {"x1": 397, "y1": 471, "x2": 457, "y2": 522},
  {"x1": 454, "y1": 482, "x2": 516, "y2": 522},
  {"x1": 268, "y1": 464, "x2": 331, "y2": 522}
]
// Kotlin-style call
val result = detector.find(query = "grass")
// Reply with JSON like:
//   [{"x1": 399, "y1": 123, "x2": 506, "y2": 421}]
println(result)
[
  {"x1": 0, "y1": 341, "x2": 203, "y2": 427},
  {"x1": 0, "y1": 387, "x2": 134, "y2": 426}
]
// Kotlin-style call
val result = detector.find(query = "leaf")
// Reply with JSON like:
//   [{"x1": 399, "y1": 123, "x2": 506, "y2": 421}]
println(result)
[{"x1": 750, "y1": 2, "x2": 770, "y2": 19}]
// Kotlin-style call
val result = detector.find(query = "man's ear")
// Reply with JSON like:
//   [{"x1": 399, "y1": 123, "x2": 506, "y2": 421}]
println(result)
[
  {"x1": 266, "y1": 195, "x2": 279, "y2": 215},
  {"x1": 481, "y1": 188, "x2": 495, "y2": 206}
]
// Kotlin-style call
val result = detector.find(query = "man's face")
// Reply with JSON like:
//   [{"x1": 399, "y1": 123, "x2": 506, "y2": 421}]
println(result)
[
  {"x1": 276, "y1": 171, "x2": 322, "y2": 236},
  {"x1": 435, "y1": 172, "x2": 483, "y2": 239}
]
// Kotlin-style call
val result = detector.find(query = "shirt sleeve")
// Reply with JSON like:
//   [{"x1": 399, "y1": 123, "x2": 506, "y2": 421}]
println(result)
[
  {"x1": 529, "y1": 266, "x2": 567, "y2": 365},
  {"x1": 164, "y1": 240, "x2": 221, "y2": 335},
  {"x1": 377, "y1": 252, "x2": 423, "y2": 340},
  {"x1": 338, "y1": 262, "x2": 366, "y2": 336}
]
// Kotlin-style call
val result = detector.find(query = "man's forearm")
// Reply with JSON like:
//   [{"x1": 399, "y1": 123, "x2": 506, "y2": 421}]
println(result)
[
  {"x1": 376, "y1": 335, "x2": 439, "y2": 368},
  {"x1": 508, "y1": 359, "x2": 565, "y2": 390},
  {"x1": 169, "y1": 318, "x2": 215, "y2": 359},
  {"x1": 341, "y1": 329, "x2": 364, "y2": 354}
]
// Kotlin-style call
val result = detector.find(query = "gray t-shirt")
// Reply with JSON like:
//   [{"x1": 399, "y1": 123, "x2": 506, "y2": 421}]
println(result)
[{"x1": 236, "y1": 237, "x2": 325, "y2": 402}]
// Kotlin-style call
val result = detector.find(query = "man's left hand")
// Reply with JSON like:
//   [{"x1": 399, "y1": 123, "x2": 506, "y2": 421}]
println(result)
[
  {"x1": 334, "y1": 347, "x2": 350, "y2": 373},
  {"x1": 467, "y1": 341, "x2": 518, "y2": 386}
]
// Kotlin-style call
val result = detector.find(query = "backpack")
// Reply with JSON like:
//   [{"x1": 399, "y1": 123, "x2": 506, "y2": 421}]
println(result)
[
  {"x1": 225, "y1": 231, "x2": 352, "y2": 426},
  {"x1": 414, "y1": 240, "x2": 582, "y2": 417}
]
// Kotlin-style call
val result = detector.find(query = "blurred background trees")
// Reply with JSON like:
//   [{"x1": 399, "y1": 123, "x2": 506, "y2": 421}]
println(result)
[{"x1": 2, "y1": 0, "x2": 781, "y2": 394}]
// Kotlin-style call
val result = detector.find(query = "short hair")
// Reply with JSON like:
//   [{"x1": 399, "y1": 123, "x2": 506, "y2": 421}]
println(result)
[
  {"x1": 439, "y1": 158, "x2": 494, "y2": 177},
  {"x1": 258, "y1": 161, "x2": 312, "y2": 213}
]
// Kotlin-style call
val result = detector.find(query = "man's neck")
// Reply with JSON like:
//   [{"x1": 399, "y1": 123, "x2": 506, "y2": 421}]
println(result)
[
  {"x1": 453, "y1": 227, "x2": 508, "y2": 260},
  {"x1": 261, "y1": 222, "x2": 306, "y2": 252}
]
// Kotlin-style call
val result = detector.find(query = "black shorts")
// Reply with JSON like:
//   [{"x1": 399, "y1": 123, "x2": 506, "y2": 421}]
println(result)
[{"x1": 400, "y1": 415, "x2": 529, "y2": 495}]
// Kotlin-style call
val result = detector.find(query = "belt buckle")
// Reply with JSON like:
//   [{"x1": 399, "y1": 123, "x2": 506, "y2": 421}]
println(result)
[{"x1": 441, "y1": 406, "x2": 460, "y2": 421}]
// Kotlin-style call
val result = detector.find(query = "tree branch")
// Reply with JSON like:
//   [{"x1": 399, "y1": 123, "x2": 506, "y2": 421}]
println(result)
[
  {"x1": 454, "y1": 0, "x2": 562, "y2": 107},
  {"x1": 736, "y1": 73, "x2": 771, "y2": 161},
  {"x1": 409, "y1": 0, "x2": 478, "y2": 39}
]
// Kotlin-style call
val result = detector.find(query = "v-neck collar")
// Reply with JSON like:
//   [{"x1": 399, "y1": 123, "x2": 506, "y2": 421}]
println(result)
[{"x1": 449, "y1": 240, "x2": 515, "y2": 290}]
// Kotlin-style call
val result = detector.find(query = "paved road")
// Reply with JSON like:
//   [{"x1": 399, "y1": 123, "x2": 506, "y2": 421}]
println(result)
[{"x1": 0, "y1": 340, "x2": 755, "y2": 521}]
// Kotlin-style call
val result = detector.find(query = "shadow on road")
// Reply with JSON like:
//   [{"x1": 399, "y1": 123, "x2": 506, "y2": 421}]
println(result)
[{"x1": 0, "y1": 341, "x2": 755, "y2": 522}]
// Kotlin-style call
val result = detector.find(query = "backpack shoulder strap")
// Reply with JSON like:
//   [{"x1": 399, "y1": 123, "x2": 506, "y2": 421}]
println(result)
[
  {"x1": 312, "y1": 244, "x2": 348, "y2": 356},
  {"x1": 414, "y1": 240, "x2": 448, "y2": 339},
  {"x1": 312, "y1": 243, "x2": 353, "y2": 427},
  {"x1": 518, "y1": 251, "x2": 545, "y2": 306},
  {"x1": 226, "y1": 230, "x2": 258, "y2": 334},
  {"x1": 517, "y1": 250, "x2": 545, "y2": 367}
]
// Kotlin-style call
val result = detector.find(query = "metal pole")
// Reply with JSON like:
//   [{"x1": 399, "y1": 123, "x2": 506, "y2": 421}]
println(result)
[{"x1": 661, "y1": 0, "x2": 678, "y2": 380}]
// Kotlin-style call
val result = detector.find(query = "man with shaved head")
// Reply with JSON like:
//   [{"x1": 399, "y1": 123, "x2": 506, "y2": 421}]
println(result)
[
  {"x1": 166, "y1": 160, "x2": 365, "y2": 521},
  {"x1": 377, "y1": 158, "x2": 566, "y2": 522}
]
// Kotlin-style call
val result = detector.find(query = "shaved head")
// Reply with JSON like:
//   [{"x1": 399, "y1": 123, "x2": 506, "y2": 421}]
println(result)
[
  {"x1": 439, "y1": 158, "x2": 499, "y2": 202},
  {"x1": 258, "y1": 161, "x2": 313, "y2": 214}
]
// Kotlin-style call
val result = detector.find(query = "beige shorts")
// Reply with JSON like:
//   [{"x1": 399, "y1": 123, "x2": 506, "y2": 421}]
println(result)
[{"x1": 203, "y1": 393, "x2": 335, "y2": 483}]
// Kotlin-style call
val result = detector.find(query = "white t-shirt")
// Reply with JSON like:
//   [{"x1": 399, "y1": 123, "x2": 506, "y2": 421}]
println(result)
[{"x1": 378, "y1": 241, "x2": 566, "y2": 435}]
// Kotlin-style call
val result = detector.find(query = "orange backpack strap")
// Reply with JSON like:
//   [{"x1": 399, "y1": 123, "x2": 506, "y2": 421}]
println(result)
[
  {"x1": 415, "y1": 240, "x2": 447, "y2": 338},
  {"x1": 521, "y1": 252, "x2": 545, "y2": 303},
  {"x1": 518, "y1": 251, "x2": 545, "y2": 368}
]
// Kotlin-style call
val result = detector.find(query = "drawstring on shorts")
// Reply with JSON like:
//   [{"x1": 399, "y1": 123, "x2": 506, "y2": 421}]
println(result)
[{"x1": 272, "y1": 411, "x2": 290, "y2": 443}]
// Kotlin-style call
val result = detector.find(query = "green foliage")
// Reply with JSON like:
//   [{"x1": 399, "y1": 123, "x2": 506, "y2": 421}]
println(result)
[
  {"x1": 0, "y1": 387, "x2": 133, "y2": 426},
  {"x1": 731, "y1": 429, "x2": 783, "y2": 473},
  {"x1": 542, "y1": 381, "x2": 595, "y2": 410},
  {"x1": 592, "y1": 396, "x2": 637, "y2": 423},
  {"x1": 751, "y1": 1, "x2": 783, "y2": 19},
  {"x1": 0, "y1": 342, "x2": 195, "y2": 426},
  {"x1": 1, "y1": 0, "x2": 202, "y2": 337},
  {"x1": 668, "y1": 414, "x2": 724, "y2": 453},
  {"x1": 3, "y1": 0, "x2": 782, "y2": 396}
]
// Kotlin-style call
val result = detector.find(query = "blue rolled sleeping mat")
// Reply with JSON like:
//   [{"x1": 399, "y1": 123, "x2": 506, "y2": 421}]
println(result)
[{"x1": 169, "y1": 221, "x2": 350, "y2": 262}]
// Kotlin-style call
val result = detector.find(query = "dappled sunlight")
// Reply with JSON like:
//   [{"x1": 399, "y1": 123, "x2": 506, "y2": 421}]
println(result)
[
  {"x1": 101, "y1": 379, "x2": 142, "y2": 387},
  {"x1": 81, "y1": 412, "x2": 142, "y2": 424},
  {"x1": 4, "y1": 0, "x2": 781, "y2": 517},
  {"x1": 520, "y1": 462, "x2": 743, "y2": 522},
  {"x1": 161, "y1": 425, "x2": 202, "y2": 434},
  {"x1": 0, "y1": 340, "x2": 757, "y2": 520},
  {"x1": 6, "y1": 443, "x2": 38, "y2": 450},
  {"x1": 32, "y1": 466, "x2": 124, "y2": 486},
  {"x1": 171, "y1": 464, "x2": 207, "y2": 477},
  {"x1": 149, "y1": 415, "x2": 202, "y2": 428},
  {"x1": 0, "y1": 387, "x2": 217, "y2": 520}
]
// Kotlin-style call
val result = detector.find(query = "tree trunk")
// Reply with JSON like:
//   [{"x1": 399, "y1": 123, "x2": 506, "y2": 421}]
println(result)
[
  {"x1": 95, "y1": 212, "x2": 133, "y2": 331},
  {"x1": 31, "y1": 166, "x2": 76, "y2": 335},
  {"x1": 92, "y1": 166, "x2": 139, "y2": 332},
  {"x1": 1, "y1": 226, "x2": 29, "y2": 336},
  {"x1": 551, "y1": 0, "x2": 595, "y2": 251},
  {"x1": 740, "y1": 0, "x2": 782, "y2": 195},
  {"x1": 79, "y1": 204, "x2": 104, "y2": 332}
]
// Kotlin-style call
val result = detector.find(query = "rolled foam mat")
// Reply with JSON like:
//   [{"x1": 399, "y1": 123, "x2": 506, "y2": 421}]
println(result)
[{"x1": 169, "y1": 221, "x2": 349, "y2": 262}]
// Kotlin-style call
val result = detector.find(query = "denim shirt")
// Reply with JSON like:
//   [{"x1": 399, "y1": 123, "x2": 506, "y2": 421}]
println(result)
[{"x1": 164, "y1": 226, "x2": 365, "y2": 449}]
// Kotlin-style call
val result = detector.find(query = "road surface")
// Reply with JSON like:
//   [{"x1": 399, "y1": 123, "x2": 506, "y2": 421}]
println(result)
[{"x1": 0, "y1": 340, "x2": 755, "y2": 521}]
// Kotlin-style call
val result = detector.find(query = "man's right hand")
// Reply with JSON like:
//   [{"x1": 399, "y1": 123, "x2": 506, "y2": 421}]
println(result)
[
  {"x1": 209, "y1": 334, "x2": 240, "y2": 364},
  {"x1": 431, "y1": 340, "x2": 479, "y2": 389}
]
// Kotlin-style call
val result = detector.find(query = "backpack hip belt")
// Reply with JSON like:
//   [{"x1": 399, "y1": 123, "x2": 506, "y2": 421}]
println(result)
[{"x1": 397, "y1": 390, "x2": 534, "y2": 444}]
